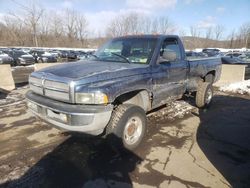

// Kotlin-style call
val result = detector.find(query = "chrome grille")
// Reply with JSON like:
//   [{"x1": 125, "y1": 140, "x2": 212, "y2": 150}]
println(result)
[
  {"x1": 30, "y1": 84, "x2": 43, "y2": 95},
  {"x1": 44, "y1": 80, "x2": 69, "y2": 91},
  {"x1": 29, "y1": 76, "x2": 70, "y2": 102},
  {"x1": 44, "y1": 89, "x2": 69, "y2": 101},
  {"x1": 29, "y1": 76, "x2": 42, "y2": 86}
]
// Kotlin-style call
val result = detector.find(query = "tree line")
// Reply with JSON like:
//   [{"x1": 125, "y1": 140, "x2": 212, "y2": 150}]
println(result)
[
  {"x1": 0, "y1": 1, "x2": 249, "y2": 49},
  {"x1": 0, "y1": 1, "x2": 88, "y2": 48}
]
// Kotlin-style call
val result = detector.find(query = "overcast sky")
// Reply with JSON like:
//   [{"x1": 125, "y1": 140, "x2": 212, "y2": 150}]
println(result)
[{"x1": 0, "y1": 0, "x2": 249, "y2": 38}]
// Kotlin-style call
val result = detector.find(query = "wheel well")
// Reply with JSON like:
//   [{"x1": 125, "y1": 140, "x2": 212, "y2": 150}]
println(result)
[
  {"x1": 207, "y1": 70, "x2": 215, "y2": 77},
  {"x1": 113, "y1": 90, "x2": 151, "y2": 112},
  {"x1": 203, "y1": 71, "x2": 215, "y2": 82}
]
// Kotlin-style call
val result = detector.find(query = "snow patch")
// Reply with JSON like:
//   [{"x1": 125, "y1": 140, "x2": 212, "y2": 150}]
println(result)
[{"x1": 219, "y1": 80, "x2": 250, "y2": 95}]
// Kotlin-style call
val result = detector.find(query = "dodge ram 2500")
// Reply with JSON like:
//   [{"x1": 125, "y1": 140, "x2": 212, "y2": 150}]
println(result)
[{"x1": 26, "y1": 35, "x2": 221, "y2": 150}]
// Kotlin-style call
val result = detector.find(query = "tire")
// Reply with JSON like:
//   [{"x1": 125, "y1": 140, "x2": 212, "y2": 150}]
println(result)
[
  {"x1": 105, "y1": 104, "x2": 147, "y2": 151},
  {"x1": 14, "y1": 60, "x2": 19, "y2": 66},
  {"x1": 38, "y1": 58, "x2": 43, "y2": 63},
  {"x1": 195, "y1": 82, "x2": 213, "y2": 108}
]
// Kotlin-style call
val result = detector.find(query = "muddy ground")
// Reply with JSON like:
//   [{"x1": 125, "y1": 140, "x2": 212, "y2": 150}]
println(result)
[{"x1": 0, "y1": 87, "x2": 249, "y2": 188}]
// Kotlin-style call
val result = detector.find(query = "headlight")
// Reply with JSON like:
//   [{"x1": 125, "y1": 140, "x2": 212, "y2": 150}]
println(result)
[{"x1": 75, "y1": 92, "x2": 108, "y2": 104}]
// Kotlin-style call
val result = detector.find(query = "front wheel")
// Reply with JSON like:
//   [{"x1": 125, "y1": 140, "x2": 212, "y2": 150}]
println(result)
[
  {"x1": 105, "y1": 104, "x2": 147, "y2": 151},
  {"x1": 195, "y1": 82, "x2": 213, "y2": 108}
]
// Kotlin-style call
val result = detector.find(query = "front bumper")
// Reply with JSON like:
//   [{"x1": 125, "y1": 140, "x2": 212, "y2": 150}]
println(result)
[
  {"x1": 20, "y1": 61, "x2": 34, "y2": 65},
  {"x1": 26, "y1": 91, "x2": 113, "y2": 135}
]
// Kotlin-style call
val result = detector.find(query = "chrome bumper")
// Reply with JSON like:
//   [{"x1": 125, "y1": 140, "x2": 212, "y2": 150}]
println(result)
[{"x1": 26, "y1": 91, "x2": 113, "y2": 135}]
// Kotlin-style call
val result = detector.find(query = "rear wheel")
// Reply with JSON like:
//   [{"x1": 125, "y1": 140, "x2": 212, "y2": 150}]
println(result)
[
  {"x1": 105, "y1": 104, "x2": 147, "y2": 151},
  {"x1": 195, "y1": 82, "x2": 213, "y2": 108}
]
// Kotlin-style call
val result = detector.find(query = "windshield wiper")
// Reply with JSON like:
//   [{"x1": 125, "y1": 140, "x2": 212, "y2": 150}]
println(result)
[{"x1": 111, "y1": 52, "x2": 131, "y2": 64}]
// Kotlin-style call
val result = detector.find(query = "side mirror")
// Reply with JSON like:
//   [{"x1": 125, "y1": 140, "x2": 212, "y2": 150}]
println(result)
[{"x1": 162, "y1": 50, "x2": 177, "y2": 62}]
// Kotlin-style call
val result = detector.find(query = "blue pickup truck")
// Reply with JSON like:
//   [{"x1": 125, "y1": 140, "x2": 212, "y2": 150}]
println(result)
[{"x1": 26, "y1": 35, "x2": 221, "y2": 150}]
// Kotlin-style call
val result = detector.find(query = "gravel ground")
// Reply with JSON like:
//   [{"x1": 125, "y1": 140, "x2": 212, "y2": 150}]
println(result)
[{"x1": 0, "y1": 87, "x2": 249, "y2": 188}]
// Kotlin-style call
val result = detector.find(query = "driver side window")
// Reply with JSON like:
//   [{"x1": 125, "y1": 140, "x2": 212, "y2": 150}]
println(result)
[{"x1": 159, "y1": 38, "x2": 181, "y2": 63}]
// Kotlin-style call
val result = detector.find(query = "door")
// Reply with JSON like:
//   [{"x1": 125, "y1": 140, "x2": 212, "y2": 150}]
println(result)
[{"x1": 152, "y1": 37, "x2": 188, "y2": 108}]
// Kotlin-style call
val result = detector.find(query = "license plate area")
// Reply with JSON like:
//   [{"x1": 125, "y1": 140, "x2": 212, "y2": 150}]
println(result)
[{"x1": 47, "y1": 109, "x2": 68, "y2": 123}]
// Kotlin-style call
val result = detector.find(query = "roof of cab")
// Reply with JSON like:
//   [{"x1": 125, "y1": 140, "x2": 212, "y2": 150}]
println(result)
[{"x1": 114, "y1": 34, "x2": 179, "y2": 40}]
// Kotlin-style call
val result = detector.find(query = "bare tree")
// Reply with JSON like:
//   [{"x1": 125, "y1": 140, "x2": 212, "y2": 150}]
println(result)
[
  {"x1": 238, "y1": 22, "x2": 250, "y2": 48},
  {"x1": 190, "y1": 26, "x2": 200, "y2": 37},
  {"x1": 228, "y1": 30, "x2": 235, "y2": 48},
  {"x1": 214, "y1": 25, "x2": 224, "y2": 40},
  {"x1": 106, "y1": 12, "x2": 142, "y2": 37},
  {"x1": 0, "y1": 1, "x2": 92, "y2": 47},
  {"x1": 127, "y1": 12, "x2": 140, "y2": 34},
  {"x1": 4, "y1": 15, "x2": 27, "y2": 46},
  {"x1": 10, "y1": 0, "x2": 44, "y2": 47},
  {"x1": 106, "y1": 16, "x2": 125, "y2": 37},
  {"x1": 40, "y1": 13, "x2": 50, "y2": 36},
  {"x1": 205, "y1": 27, "x2": 213, "y2": 39},
  {"x1": 106, "y1": 13, "x2": 176, "y2": 37},
  {"x1": 65, "y1": 9, "x2": 77, "y2": 42},
  {"x1": 39, "y1": 12, "x2": 51, "y2": 46},
  {"x1": 178, "y1": 29, "x2": 187, "y2": 37},
  {"x1": 151, "y1": 18, "x2": 159, "y2": 34},
  {"x1": 189, "y1": 26, "x2": 201, "y2": 48},
  {"x1": 76, "y1": 14, "x2": 88, "y2": 47},
  {"x1": 140, "y1": 17, "x2": 152, "y2": 34},
  {"x1": 49, "y1": 12, "x2": 64, "y2": 46},
  {"x1": 158, "y1": 16, "x2": 173, "y2": 34}
]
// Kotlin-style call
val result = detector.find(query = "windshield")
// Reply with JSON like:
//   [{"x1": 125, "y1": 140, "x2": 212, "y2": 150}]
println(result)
[
  {"x1": 14, "y1": 51, "x2": 29, "y2": 56},
  {"x1": 92, "y1": 37, "x2": 158, "y2": 64}
]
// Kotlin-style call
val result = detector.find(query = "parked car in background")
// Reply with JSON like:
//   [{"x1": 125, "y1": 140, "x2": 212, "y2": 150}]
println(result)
[
  {"x1": 202, "y1": 48, "x2": 221, "y2": 57},
  {"x1": 58, "y1": 50, "x2": 69, "y2": 58},
  {"x1": 49, "y1": 50, "x2": 62, "y2": 59},
  {"x1": 31, "y1": 50, "x2": 57, "y2": 63},
  {"x1": 40, "y1": 52, "x2": 58, "y2": 63},
  {"x1": 221, "y1": 56, "x2": 250, "y2": 80},
  {"x1": 4, "y1": 50, "x2": 35, "y2": 66},
  {"x1": 30, "y1": 50, "x2": 44, "y2": 63},
  {"x1": 67, "y1": 50, "x2": 78, "y2": 60},
  {"x1": 185, "y1": 51, "x2": 208, "y2": 59},
  {"x1": 225, "y1": 52, "x2": 243, "y2": 58},
  {"x1": 75, "y1": 51, "x2": 88, "y2": 60},
  {"x1": 240, "y1": 52, "x2": 250, "y2": 62},
  {"x1": 0, "y1": 51, "x2": 14, "y2": 66}
]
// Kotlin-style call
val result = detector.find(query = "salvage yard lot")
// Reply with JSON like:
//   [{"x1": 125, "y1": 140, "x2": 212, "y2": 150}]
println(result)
[{"x1": 0, "y1": 87, "x2": 250, "y2": 188}]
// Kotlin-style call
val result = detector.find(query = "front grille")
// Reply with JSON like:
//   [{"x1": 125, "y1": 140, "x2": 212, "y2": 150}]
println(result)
[
  {"x1": 44, "y1": 80, "x2": 69, "y2": 91},
  {"x1": 23, "y1": 58, "x2": 34, "y2": 64},
  {"x1": 30, "y1": 84, "x2": 43, "y2": 95},
  {"x1": 44, "y1": 89, "x2": 69, "y2": 101},
  {"x1": 30, "y1": 76, "x2": 42, "y2": 85},
  {"x1": 29, "y1": 76, "x2": 70, "y2": 102}
]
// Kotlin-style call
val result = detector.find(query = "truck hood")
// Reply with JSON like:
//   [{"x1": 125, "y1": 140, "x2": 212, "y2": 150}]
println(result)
[{"x1": 35, "y1": 60, "x2": 149, "y2": 84}]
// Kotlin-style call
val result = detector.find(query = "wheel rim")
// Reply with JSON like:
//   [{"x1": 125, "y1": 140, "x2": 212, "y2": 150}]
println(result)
[
  {"x1": 123, "y1": 116, "x2": 143, "y2": 145},
  {"x1": 206, "y1": 88, "x2": 212, "y2": 104}
]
